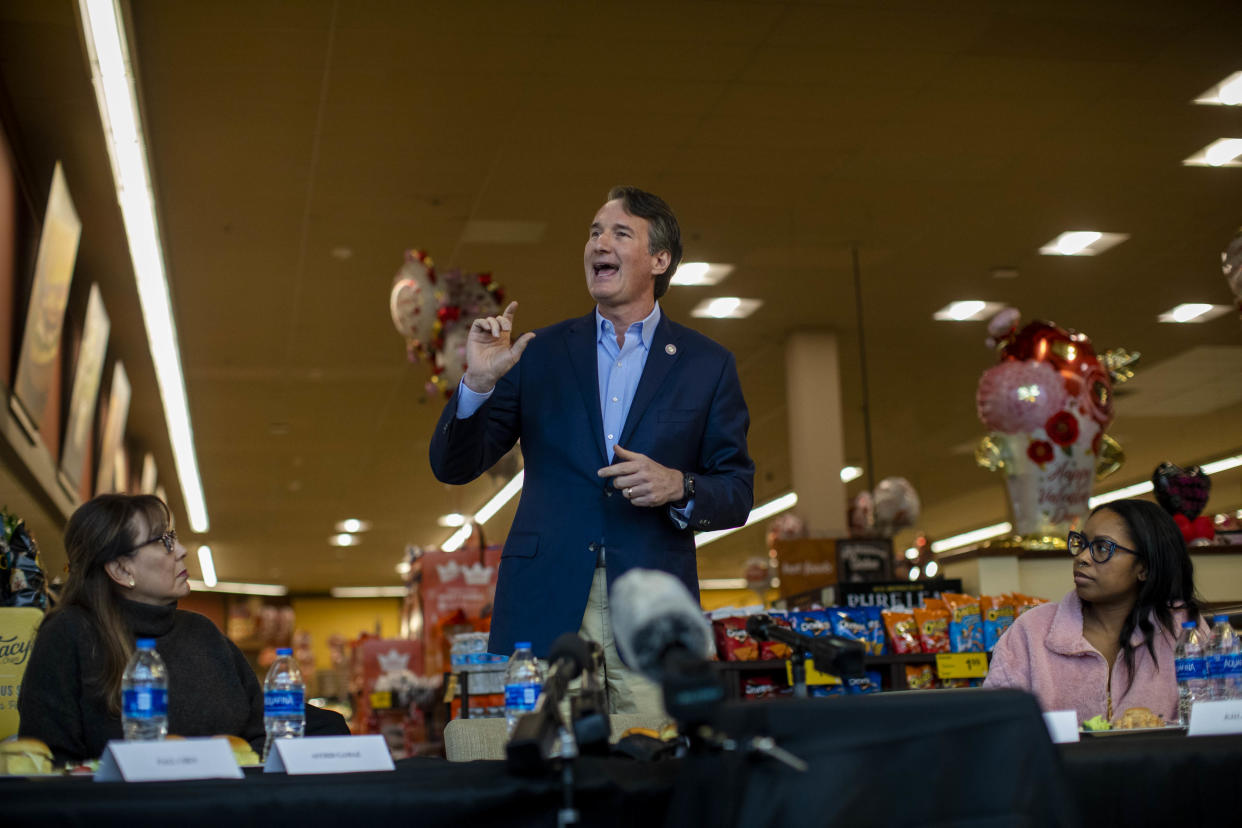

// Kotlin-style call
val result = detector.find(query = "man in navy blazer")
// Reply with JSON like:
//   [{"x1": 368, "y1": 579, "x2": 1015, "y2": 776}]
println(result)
[{"x1": 430, "y1": 186, "x2": 754, "y2": 712}]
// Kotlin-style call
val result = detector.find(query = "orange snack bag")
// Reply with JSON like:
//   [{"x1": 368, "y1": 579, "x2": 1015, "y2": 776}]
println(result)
[
  {"x1": 882, "y1": 609, "x2": 921, "y2": 654},
  {"x1": 913, "y1": 603, "x2": 951, "y2": 653},
  {"x1": 905, "y1": 663, "x2": 937, "y2": 690}
]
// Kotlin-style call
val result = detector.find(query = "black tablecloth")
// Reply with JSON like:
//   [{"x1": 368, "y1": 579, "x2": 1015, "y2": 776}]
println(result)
[{"x1": 6, "y1": 715, "x2": 1242, "y2": 827}]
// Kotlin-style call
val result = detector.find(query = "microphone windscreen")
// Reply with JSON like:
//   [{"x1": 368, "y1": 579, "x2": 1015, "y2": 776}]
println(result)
[
  {"x1": 547, "y1": 632, "x2": 591, "y2": 679},
  {"x1": 611, "y1": 568, "x2": 713, "y2": 680}
]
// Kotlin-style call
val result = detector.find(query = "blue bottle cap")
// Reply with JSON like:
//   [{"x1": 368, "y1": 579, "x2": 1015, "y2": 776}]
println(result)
[
  {"x1": 276, "y1": 647, "x2": 293, "y2": 656},
  {"x1": 1182, "y1": 621, "x2": 1198, "y2": 628},
  {"x1": 136, "y1": 638, "x2": 156, "y2": 650},
  {"x1": 515, "y1": 642, "x2": 531, "y2": 650},
  {"x1": 1215, "y1": 615, "x2": 1230, "y2": 623}
]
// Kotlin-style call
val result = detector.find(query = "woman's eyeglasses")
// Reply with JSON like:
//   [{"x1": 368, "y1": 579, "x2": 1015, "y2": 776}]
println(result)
[
  {"x1": 1067, "y1": 530, "x2": 1137, "y2": 564},
  {"x1": 130, "y1": 529, "x2": 177, "y2": 555}
]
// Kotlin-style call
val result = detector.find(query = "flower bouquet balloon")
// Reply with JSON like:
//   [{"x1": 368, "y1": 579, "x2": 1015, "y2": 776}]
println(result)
[{"x1": 974, "y1": 308, "x2": 1138, "y2": 549}]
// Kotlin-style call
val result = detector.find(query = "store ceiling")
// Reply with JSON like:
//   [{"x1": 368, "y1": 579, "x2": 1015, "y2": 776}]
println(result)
[{"x1": 2, "y1": 0, "x2": 1241, "y2": 593}]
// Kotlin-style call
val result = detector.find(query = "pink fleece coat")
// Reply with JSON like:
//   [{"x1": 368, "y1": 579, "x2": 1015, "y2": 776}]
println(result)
[{"x1": 984, "y1": 590, "x2": 1198, "y2": 725}]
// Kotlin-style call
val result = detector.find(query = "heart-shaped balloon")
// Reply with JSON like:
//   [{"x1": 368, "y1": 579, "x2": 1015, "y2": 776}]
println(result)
[{"x1": 1152, "y1": 462, "x2": 1211, "y2": 519}]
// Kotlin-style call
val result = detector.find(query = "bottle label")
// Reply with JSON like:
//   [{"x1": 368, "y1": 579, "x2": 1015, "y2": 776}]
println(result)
[
  {"x1": 1217, "y1": 653, "x2": 1242, "y2": 678},
  {"x1": 1176, "y1": 657, "x2": 1207, "y2": 681},
  {"x1": 504, "y1": 683, "x2": 541, "y2": 712},
  {"x1": 264, "y1": 689, "x2": 304, "y2": 715},
  {"x1": 123, "y1": 687, "x2": 168, "y2": 719}
]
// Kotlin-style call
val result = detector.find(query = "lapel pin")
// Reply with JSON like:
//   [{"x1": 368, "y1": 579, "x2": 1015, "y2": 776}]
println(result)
[{"x1": 665, "y1": 344, "x2": 677, "y2": 355}]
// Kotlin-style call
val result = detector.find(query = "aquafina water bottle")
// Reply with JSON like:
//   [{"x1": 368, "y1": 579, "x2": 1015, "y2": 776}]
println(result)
[
  {"x1": 1175, "y1": 621, "x2": 1208, "y2": 726},
  {"x1": 503, "y1": 641, "x2": 544, "y2": 736},
  {"x1": 263, "y1": 647, "x2": 305, "y2": 760},
  {"x1": 1207, "y1": 615, "x2": 1242, "y2": 701},
  {"x1": 122, "y1": 639, "x2": 168, "y2": 741}
]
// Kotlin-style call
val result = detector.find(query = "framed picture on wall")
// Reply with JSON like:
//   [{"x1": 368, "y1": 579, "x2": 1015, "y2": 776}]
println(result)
[
  {"x1": 11, "y1": 162, "x2": 81, "y2": 439},
  {"x1": 58, "y1": 283, "x2": 110, "y2": 497},
  {"x1": 95, "y1": 361, "x2": 130, "y2": 495}
]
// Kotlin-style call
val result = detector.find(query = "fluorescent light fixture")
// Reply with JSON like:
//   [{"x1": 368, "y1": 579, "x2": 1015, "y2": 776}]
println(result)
[
  {"x1": 690, "y1": 297, "x2": 762, "y2": 319},
  {"x1": 932, "y1": 301, "x2": 1007, "y2": 322},
  {"x1": 671, "y1": 262, "x2": 734, "y2": 286},
  {"x1": 79, "y1": 0, "x2": 209, "y2": 532},
  {"x1": 696, "y1": 492, "x2": 798, "y2": 548},
  {"x1": 440, "y1": 469, "x2": 527, "y2": 551},
  {"x1": 925, "y1": 560, "x2": 940, "y2": 578},
  {"x1": 328, "y1": 533, "x2": 359, "y2": 547},
  {"x1": 330, "y1": 586, "x2": 408, "y2": 598},
  {"x1": 904, "y1": 547, "x2": 919, "y2": 561},
  {"x1": 187, "y1": 579, "x2": 288, "y2": 596},
  {"x1": 1202, "y1": 454, "x2": 1242, "y2": 475},
  {"x1": 1183, "y1": 139, "x2": 1242, "y2": 168},
  {"x1": 1088, "y1": 481, "x2": 1154, "y2": 508},
  {"x1": 840, "y1": 466, "x2": 864, "y2": 483},
  {"x1": 474, "y1": 470, "x2": 524, "y2": 524},
  {"x1": 1194, "y1": 71, "x2": 1242, "y2": 106},
  {"x1": 437, "y1": 513, "x2": 468, "y2": 528},
  {"x1": 1039, "y1": 231, "x2": 1129, "y2": 257},
  {"x1": 196, "y1": 545, "x2": 217, "y2": 588},
  {"x1": 335, "y1": 519, "x2": 371, "y2": 533},
  {"x1": 1157, "y1": 303, "x2": 1232, "y2": 324},
  {"x1": 699, "y1": 578, "x2": 748, "y2": 590},
  {"x1": 930, "y1": 522, "x2": 1012, "y2": 554}
]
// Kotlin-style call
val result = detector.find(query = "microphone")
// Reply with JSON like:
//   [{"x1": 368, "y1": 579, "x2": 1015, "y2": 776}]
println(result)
[
  {"x1": 571, "y1": 640, "x2": 610, "y2": 755},
  {"x1": 610, "y1": 569, "x2": 724, "y2": 727},
  {"x1": 745, "y1": 614, "x2": 866, "y2": 681},
  {"x1": 506, "y1": 632, "x2": 591, "y2": 773}
]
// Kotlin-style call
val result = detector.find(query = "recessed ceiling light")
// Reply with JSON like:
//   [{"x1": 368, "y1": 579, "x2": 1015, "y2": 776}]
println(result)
[
  {"x1": 908, "y1": 566, "x2": 921, "y2": 581},
  {"x1": 330, "y1": 246, "x2": 353, "y2": 260},
  {"x1": 932, "y1": 300, "x2": 1006, "y2": 322},
  {"x1": 690, "y1": 297, "x2": 762, "y2": 319},
  {"x1": 990, "y1": 267, "x2": 1020, "y2": 280},
  {"x1": 671, "y1": 262, "x2": 734, "y2": 286},
  {"x1": 840, "y1": 466, "x2": 864, "y2": 483},
  {"x1": 437, "y1": 513, "x2": 468, "y2": 528},
  {"x1": 1039, "y1": 231, "x2": 1129, "y2": 256},
  {"x1": 335, "y1": 518, "x2": 371, "y2": 533},
  {"x1": 328, "y1": 533, "x2": 359, "y2": 547},
  {"x1": 1193, "y1": 71, "x2": 1242, "y2": 106},
  {"x1": 904, "y1": 547, "x2": 919, "y2": 561},
  {"x1": 1183, "y1": 138, "x2": 1242, "y2": 168},
  {"x1": 925, "y1": 561, "x2": 940, "y2": 577},
  {"x1": 1157, "y1": 303, "x2": 1232, "y2": 323}
]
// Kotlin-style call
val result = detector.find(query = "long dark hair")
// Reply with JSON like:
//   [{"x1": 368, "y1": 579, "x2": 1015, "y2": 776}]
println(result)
[
  {"x1": 47, "y1": 494, "x2": 172, "y2": 715},
  {"x1": 1090, "y1": 499, "x2": 1202, "y2": 683}
]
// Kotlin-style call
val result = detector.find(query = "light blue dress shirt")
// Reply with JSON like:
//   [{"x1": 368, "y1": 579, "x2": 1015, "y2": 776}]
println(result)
[{"x1": 454, "y1": 303, "x2": 692, "y2": 525}]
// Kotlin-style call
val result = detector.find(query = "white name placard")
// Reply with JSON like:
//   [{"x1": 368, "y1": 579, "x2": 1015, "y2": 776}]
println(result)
[
  {"x1": 264, "y1": 735, "x2": 394, "y2": 775},
  {"x1": 1187, "y1": 700, "x2": 1242, "y2": 736},
  {"x1": 1042, "y1": 710, "x2": 1081, "y2": 744},
  {"x1": 95, "y1": 737, "x2": 243, "y2": 782}
]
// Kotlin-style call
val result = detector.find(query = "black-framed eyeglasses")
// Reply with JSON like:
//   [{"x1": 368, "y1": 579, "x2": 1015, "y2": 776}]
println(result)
[
  {"x1": 130, "y1": 529, "x2": 177, "y2": 555},
  {"x1": 1067, "y1": 530, "x2": 1137, "y2": 564}
]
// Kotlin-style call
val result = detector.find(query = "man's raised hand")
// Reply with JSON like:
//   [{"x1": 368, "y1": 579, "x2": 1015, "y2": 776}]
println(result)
[{"x1": 463, "y1": 301, "x2": 535, "y2": 393}]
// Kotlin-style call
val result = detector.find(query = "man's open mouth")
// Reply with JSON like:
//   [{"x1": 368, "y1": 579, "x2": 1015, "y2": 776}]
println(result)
[{"x1": 593, "y1": 263, "x2": 618, "y2": 277}]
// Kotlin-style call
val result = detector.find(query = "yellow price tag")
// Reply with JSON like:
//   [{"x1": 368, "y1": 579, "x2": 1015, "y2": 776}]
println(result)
[
  {"x1": 369, "y1": 691, "x2": 393, "y2": 709},
  {"x1": 786, "y1": 660, "x2": 843, "y2": 686},
  {"x1": 935, "y1": 652, "x2": 988, "y2": 679}
]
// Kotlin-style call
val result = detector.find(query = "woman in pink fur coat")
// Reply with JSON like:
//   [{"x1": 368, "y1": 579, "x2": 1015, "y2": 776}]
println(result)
[{"x1": 985, "y1": 499, "x2": 1205, "y2": 725}]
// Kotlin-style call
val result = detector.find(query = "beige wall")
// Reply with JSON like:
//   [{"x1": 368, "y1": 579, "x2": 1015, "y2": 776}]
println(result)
[{"x1": 292, "y1": 597, "x2": 403, "y2": 671}]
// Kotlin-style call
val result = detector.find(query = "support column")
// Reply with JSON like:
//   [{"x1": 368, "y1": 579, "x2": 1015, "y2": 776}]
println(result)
[{"x1": 784, "y1": 331, "x2": 848, "y2": 537}]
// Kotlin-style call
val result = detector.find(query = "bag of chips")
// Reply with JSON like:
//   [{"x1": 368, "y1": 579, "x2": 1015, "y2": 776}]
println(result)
[
  {"x1": 1009, "y1": 593, "x2": 1049, "y2": 616},
  {"x1": 882, "y1": 609, "x2": 921, "y2": 654},
  {"x1": 830, "y1": 608, "x2": 872, "y2": 652},
  {"x1": 913, "y1": 601, "x2": 951, "y2": 653},
  {"x1": 712, "y1": 616, "x2": 758, "y2": 661},
  {"x1": 941, "y1": 593, "x2": 983, "y2": 653},
  {"x1": 864, "y1": 607, "x2": 886, "y2": 655},
  {"x1": 791, "y1": 609, "x2": 833, "y2": 639},
  {"x1": 905, "y1": 663, "x2": 936, "y2": 690},
  {"x1": 758, "y1": 613, "x2": 793, "y2": 661},
  {"x1": 980, "y1": 595, "x2": 1016, "y2": 651}
]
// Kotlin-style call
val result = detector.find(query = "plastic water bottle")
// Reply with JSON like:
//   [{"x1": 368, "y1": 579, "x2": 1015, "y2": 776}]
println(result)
[
  {"x1": 503, "y1": 641, "x2": 544, "y2": 736},
  {"x1": 1175, "y1": 621, "x2": 1208, "y2": 726},
  {"x1": 1207, "y1": 615, "x2": 1242, "y2": 701},
  {"x1": 263, "y1": 647, "x2": 305, "y2": 759},
  {"x1": 122, "y1": 639, "x2": 168, "y2": 741}
]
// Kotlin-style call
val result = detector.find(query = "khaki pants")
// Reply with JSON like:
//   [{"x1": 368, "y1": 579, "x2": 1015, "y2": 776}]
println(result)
[{"x1": 577, "y1": 566, "x2": 666, "y2": 717}]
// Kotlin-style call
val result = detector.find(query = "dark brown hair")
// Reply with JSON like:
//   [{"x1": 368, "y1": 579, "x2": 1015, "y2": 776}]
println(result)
[
  {"x1": 1089, "y1": 499, "x2": 1202, "y2": 686},
  {"x1": 606, "y1": 185, "x2": 682, "y2": 299},
  {"x1": 46, "y1": 494, "x2": 172, "y2": 715}
]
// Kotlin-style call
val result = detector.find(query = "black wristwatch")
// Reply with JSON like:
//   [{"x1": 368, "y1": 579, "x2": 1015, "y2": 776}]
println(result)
[{"x1": 673, "y1": 473, "x2": 695, "y2": 508}]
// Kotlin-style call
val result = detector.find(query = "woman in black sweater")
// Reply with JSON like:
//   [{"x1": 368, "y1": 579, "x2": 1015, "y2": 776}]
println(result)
[{"x1": 18, "y1": 494, "x2": 266, "y2": 761}]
